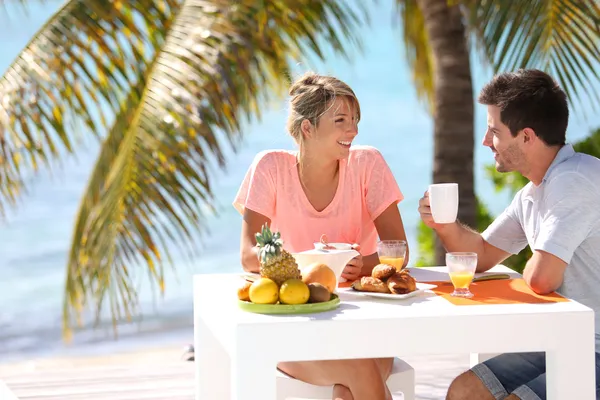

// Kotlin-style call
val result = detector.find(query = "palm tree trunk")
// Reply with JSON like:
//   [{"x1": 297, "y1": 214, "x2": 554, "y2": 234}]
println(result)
[{"x1": 416, "y1": 0, "x2": 476, "y2": 265}]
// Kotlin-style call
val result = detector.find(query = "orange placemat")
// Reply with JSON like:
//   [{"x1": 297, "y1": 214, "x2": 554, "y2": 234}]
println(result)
[{"x1": 429, "y1": 278, "x2": 569, "y2": 305}]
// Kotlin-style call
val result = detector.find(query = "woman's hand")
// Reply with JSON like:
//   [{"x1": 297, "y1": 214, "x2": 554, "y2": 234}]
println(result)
[{"x1": 341, "y1": 244, "x2": 363, "y2": 281}]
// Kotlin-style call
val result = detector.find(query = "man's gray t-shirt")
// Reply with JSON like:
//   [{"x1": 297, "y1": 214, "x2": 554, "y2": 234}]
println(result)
[{"x1": 482, "y1": 144, "x2": 600, "y2": 351}]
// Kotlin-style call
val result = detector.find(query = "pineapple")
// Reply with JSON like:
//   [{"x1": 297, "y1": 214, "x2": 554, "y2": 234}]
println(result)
[{"x1": 255, "y1": 224, "x2": 301, "y2": 286}]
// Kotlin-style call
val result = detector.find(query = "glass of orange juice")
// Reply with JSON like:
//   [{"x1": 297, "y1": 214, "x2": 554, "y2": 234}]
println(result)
[
  {"x1": 446, "y1": 252, "x2": 477, "y2": 298},
  {"x1": 377, "y1": 240, "x2": 407, "y2": 271}
]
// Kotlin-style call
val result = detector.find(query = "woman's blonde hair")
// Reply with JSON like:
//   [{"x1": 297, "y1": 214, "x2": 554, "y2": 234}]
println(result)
[{"x1": 286, "y1": 72, "x2": 360, "y2": 143}]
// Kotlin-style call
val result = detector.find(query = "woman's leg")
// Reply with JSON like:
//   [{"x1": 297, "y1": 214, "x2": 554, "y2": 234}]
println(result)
[
  {"x1": 375, "y1": 357, "x2": 394, "y2": 380},
  {"x1": 332, "y1": 384, "x2": 354, "y2": 400},
  {"x1": 278, "y1": 358, "x2": 389, "y2": 400},
  {"x1": 329, "y1": 358, "x2": 393, "y2": 400},
  {"x1": 375, "y1": 358, "x2": 394, "y2": 400}
]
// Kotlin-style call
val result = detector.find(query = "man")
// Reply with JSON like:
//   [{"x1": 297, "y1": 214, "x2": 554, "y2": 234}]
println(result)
[{"x1": 418, "y1": 69, "x2": 600, "y2": 400}]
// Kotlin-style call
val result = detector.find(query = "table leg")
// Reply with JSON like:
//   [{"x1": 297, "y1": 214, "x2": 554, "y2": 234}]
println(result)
[
  {"x1": 231, "y1": 355, "x2": 277, "y2": 400},
  {"x1": 546, "y1": 334, "x2": 595, "y2": 400},
  {"x1": 195, "y1": 316, "x2": 231, "y2": 400}
]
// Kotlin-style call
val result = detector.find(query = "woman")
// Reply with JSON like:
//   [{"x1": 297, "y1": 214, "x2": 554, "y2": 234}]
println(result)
[{"x1": 233, "y1": 72, "x2": 409, "y2": 400}]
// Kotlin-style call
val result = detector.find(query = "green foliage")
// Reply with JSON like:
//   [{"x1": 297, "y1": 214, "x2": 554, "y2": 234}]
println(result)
[
  {"x1": 417, "y1": 127, "x2": 600, "y2": 273},
  {"x1": 573, "y1": 127, "x2": 600, "y2": 154},
  {"x1": 464, "y1": 0, "x2": 600, "y2": 115}
]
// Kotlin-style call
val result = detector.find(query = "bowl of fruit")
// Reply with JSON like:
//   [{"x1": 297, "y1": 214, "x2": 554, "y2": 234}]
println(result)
[{"x1": 236, "y1": 225, "x2": 341, "y2": 314}]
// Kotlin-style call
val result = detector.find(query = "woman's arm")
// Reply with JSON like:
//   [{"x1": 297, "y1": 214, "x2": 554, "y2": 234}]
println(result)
[
  {"x1": 370, "y1": 203, "x2": 410, "y2": 270},
  {"x1": 240, "y1": 208, "x2": 271, "y2": 273}
]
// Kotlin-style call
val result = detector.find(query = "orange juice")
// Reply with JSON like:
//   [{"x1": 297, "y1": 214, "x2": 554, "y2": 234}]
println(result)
[
  {"x1": 379, "y1": 256, "x2": 404, "y2": 271},
  {"x1": 449, "y1": 271, "x2": 474, "y2": 289}
]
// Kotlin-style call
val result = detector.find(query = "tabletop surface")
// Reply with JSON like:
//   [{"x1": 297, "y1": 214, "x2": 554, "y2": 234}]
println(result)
[{"x1": 194, "y1": 265, "x2": 592, "y2": 328}]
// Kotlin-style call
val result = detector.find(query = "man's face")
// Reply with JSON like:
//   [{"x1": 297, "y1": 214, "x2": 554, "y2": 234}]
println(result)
[{"x1": 482, "y1": 105, "x2": 525, "y2": 173}]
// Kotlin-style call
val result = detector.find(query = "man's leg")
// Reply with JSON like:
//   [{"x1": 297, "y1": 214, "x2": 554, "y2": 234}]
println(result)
[
  {"x1": 506, "y1": 351, "x2": 600, "y2": 399},
  {"x1": 509, "y1": 373, "x2": 546, "y2": 400},
  {"x1": 446, "y1": 371, "x2": 496, "y2": 400},
  {"x1": 447, "y1": 352, "x2": 545, "y2": 400}
]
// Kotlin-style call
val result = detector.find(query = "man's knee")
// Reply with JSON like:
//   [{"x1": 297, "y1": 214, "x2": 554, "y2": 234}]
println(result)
[{"x1": 447, "y1": 370, "x2": 495, "y2": 400}]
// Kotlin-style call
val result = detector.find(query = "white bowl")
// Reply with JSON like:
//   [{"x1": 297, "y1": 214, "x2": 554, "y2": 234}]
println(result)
[{"x1": 293, "y1": 248, "x2": 360, "y2": 290}]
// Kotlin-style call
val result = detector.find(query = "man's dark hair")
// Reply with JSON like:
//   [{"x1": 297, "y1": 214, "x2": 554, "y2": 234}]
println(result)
[{"x1": 478, "y1": 69, "x2": 568, "y2": 146}]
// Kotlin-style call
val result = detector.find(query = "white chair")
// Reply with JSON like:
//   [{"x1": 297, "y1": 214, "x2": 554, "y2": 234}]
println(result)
[
  {"x1": 470, "y1": 352, "x2": 501, "y2": 367},
  {"x1": 276, "y1": 357, "x2": 415, "y2": 400}
]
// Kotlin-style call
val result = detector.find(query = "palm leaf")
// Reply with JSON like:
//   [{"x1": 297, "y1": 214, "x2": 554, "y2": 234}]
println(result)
[
  {"x1": 41, "y1": 0, "x2": 365, "y2": 337},
  {"x1": 464, "y1": 0, "x2": 600, "y2": 113},
  {"x1": 395, "y1": 0, "x2": 434, "y2": 113},
  {"x1": 0, "y1": 0, "x2": 164, "y2": 217}
]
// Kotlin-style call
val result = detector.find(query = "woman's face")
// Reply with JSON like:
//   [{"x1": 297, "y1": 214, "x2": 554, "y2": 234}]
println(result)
[{"x1": 302, "y1": 96, "x2": 359, "y2": 161}]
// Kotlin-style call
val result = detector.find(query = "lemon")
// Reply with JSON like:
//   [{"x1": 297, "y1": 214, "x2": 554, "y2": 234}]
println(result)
[
  {"x1": 279, "y1": 279, "x2": 310, "y2": 305},
  {"x1": 249, "y1": 278, "x2": 279, "y2": 304}
]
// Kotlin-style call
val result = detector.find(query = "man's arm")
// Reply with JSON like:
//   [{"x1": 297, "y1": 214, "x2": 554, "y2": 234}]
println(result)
[
  {"x1": 525, "y1": 173, "x2": 598, "y2": 294},
  {"x1": 522, "y1": 250, "x2": 567, "y2": 294},
  {"x1": 434, "y1": 222, "x2": 511, "y2": 272},
  {"x1": 418, "y1": 190, "x2": 524, "y2": 272}
]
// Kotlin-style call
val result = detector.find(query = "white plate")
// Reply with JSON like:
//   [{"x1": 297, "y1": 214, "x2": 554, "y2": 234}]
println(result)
[{"x1": 340, "y1": 282, "x2": 438, "y2": 300}]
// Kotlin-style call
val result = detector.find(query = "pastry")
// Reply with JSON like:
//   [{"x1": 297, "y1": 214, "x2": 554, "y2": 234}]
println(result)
[
  {"x1": 352, "y1": 276, "x2": 391, "y2": 293},
  {"x1": 387, "y1": 270, "x2": 417, "y2": 294},
  {"x1": 372, "y1": 264, "x2": 396, "y2": 280}
]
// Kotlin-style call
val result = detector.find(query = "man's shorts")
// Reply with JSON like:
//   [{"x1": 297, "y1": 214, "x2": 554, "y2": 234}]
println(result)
[{"x1": 472, "y1": 352, "x2": 600, "y2": 400}]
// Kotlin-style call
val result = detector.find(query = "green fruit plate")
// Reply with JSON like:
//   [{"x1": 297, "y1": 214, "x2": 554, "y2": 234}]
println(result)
[{"x1": 238, "y1": 294, "x2": 340, "y2": 314}]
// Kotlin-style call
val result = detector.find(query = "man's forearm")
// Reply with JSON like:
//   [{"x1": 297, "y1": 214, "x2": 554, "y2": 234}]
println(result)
[{"x1": 435, "y1": 222, "x2": 488, "y2": 270}]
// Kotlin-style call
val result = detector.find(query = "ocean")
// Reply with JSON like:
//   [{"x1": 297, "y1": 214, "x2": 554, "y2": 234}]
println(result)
[{"x1": 1, "y1": 0, "x2": 599, "y2": 363}]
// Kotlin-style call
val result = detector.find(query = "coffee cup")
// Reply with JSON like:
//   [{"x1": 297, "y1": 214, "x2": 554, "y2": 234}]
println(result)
[{"x1": 428, "y1": 183, "x2": 459, "y2": 224}]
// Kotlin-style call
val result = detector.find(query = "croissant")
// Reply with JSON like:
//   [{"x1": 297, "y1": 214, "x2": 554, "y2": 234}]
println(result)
[
  {"x1": 387, "y1": 271, "x2": 417, "y2": 294},
  {"x1": 372, "y1": 264, "x2": 396, "y2": 280},
  {"x1": 352, "y1": 276, "x2": 391, "y2": 293}
]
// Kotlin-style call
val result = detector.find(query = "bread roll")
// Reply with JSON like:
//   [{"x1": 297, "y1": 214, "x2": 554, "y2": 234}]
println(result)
[
  {"x1": 387, "y1": 271, "x2": 417, "y2": 294},
  {"x1": 372, "y1": 264, "x2": 396, "y2": 280},
  {"x1": 352, "y1": 276, "x2": 391, "y2": 293}
]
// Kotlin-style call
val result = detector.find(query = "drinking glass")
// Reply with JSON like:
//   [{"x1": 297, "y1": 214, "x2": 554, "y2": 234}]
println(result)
[
  {"x1": 446, "y1": 252, "x2": 477, "y2": 298},
  {"x1": 377, "y1": 240, "x2": 407, "y2": 271}
]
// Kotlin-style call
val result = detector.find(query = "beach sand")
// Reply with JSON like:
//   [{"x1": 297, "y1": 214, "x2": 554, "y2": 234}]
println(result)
[
  {"x1": 0, "y1": 345, "x2": 470, "y2": 399},
  {"x1": 0, "y1": 345, "x2": 185, "y2": 373},
  {"x1": 0, "y1": 344, "x2": 195, "y2": 400}
]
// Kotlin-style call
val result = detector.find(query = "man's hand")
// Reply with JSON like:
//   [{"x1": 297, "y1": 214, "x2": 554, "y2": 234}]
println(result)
[{"x1": 418, "y1": 190, "x2": 447, "y2": 231}]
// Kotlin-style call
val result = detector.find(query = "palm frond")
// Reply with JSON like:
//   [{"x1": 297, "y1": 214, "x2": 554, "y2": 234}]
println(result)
[
  {"x1": 52, "y1": 0, "x2": 366, "y2": 337},
  {"x1": 0, "y1": 0, "x2": 167, "y2": 217},
  {"x1": 464, "y1": 0, "x2": 600, "y2": 113},
  {"x1": 395, "y1": 0, "x2": 434, "y2": 113}
]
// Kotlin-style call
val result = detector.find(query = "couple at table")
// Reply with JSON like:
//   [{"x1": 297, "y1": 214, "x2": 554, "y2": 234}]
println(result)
[{"x1": 233, "y1": 69, "x2": 600, "y2": 400}]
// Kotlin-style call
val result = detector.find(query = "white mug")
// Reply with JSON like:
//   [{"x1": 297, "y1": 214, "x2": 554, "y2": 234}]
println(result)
[{"x1": 428, "y1": 183, "x2": 458, "y2": 224}]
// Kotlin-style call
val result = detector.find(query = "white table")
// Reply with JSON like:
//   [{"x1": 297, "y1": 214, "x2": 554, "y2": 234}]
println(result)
[
  {"x1": 0, "y1": 381, "x2": 18, "y2": 400},
  {"x1": 194, "y1": 266, "x2": 596, "y2": 400}
]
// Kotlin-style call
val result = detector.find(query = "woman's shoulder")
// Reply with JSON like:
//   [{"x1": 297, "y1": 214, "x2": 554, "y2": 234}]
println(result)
[
  {"x1": 250, "y1": 149, "x2": 297, "y2": 169},
  {"x1": 347, "y1": 145, "x2": 386, "y2": 165}
]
